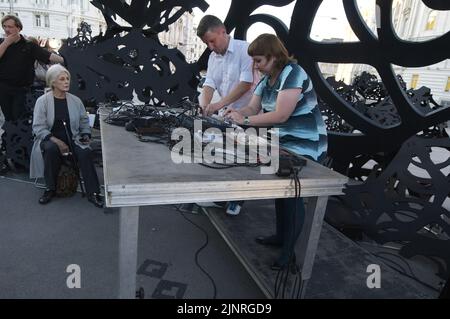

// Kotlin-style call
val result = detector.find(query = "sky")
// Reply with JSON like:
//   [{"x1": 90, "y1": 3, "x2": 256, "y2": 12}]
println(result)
[{"x1": 192, "y1": 0, "x2": 356, "y2": 42}]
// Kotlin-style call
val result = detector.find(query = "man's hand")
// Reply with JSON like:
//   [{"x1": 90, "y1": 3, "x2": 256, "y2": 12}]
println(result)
[
  {"x1": 80, "y1": 135, "x2": 90, "y2": 145},
  {"x1": 3, "y1": 32, "x2": 20, "y2": 46},
  {"x1": 204, "y1": 101, "x2": 225, "y2": 116}
]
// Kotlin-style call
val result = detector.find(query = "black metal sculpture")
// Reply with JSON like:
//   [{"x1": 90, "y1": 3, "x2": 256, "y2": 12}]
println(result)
[
  {"x1": 60, "y1": 0, "x2": 209, "y2": 105},
  {"x1": 0, "y1": 89, "x2": 41, "y2": 170}
]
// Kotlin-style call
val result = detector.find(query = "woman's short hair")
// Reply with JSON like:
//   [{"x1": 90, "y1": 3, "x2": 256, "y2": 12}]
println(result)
[
  {"x1": 248, "y1": 33, "x2": 296, "y2": 71},
  {"x1": 1, "y1": 15, "x2": 23, "y2": 30},
  {"x1": 46, "y1": 64, "x2": 70, "y2": 89}
]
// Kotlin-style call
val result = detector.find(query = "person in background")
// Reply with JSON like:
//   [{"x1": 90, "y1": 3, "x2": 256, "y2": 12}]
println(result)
[
  {"x1": 27, "y1": 37, "x2": 50, "y2": 88},
  {"x1": 225, "y1": 33, "x2": 327, "y2": 269},
  {"x1": 30, "y1": 64, "x2": 103, "y2": 208},
  {"x1": 196, "y1": 14, "x2": 256, "y2": 215},
  {"x1": 0, "y1": 15, "x2": 64, "y2": 172}
]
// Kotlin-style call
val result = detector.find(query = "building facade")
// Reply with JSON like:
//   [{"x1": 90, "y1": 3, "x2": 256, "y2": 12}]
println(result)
[
  {"x1": 0, "y1": 0, "x2": 106, "y2": 48},
  {"x1": 392, "y1": 0, "x2": 450, "y2": 105},
  {"x1": 158, "y1": 10, "x2": 206, "y2": 63}
]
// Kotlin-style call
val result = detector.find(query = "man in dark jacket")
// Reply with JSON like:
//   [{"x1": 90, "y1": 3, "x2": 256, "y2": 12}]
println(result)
[{"x1": 0, "y1": 15, "x2": 64, "y2": 172}]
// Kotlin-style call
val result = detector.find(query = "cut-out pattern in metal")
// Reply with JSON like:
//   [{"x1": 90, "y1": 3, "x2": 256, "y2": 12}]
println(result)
[
  {"x1": 60, "y1": 0, "x2": 209, "y2": 105},
  {"x1": 319, "y1": 72, "x2": 442, "y2": 135},
  {"x1": 61, "y1": 30, "x2": 200, "y2": 105},
  {"x1": 65, "y1": 21, "x2": 94, "y2": 48},
  {"x1": 343, "y1": 135, "x2": 450, "y2": 279},
  {"x1": 1, "y1": 89, "x2": 42, "y2": 169},
  {"x1": 1, "y1": 118, "x2": 33, "y2": 169}
]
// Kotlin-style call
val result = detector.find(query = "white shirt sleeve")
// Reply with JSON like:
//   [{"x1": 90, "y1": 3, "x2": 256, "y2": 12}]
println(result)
[
  {"x1": 203, "y1": 53, "x2": 216, "y2": 90},
  {"x1": 239, "y1": 44, "x2": 254, "y2": 83}
]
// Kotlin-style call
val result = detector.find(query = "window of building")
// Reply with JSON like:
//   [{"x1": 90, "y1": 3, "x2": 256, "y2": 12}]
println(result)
[
  {"x1": 410, "y1": 74, "x2": 419, "y2": 89},
  {"x1": 425, "y1": 10, "x2": 437, "y2": 30},
  {"x1": 44, "y1": 15, "x2": 50, "y2": 28},
  {"x1": 35, "y1": 14, "x2": 41, "y2": 27},
  {"x1": 445, "y1": 77, "x2": 450, "y2": 92}
]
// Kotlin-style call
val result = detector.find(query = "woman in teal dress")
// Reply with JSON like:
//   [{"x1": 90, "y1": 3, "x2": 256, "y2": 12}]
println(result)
[{"x1": 225, "y1": 33, "x2": 327, "y2": 269}]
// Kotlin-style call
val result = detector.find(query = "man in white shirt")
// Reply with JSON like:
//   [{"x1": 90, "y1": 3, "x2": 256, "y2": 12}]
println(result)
[
  {"x1": 195, "y1": 15, "x2": 254, "y2": 215},
  {"x1": 197, "y1": 15, "x2": 254, "y2": 116}
]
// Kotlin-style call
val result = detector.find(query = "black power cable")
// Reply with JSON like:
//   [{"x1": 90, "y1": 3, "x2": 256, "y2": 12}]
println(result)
[
  {"x1": 173, "y1": 205, "x2": 218, "y2": 299},
  {"x1": 274, "y1": 162, "x2": 304, "y2": 299}
]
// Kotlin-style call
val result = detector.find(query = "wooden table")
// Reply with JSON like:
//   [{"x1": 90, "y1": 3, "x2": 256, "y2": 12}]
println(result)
[{"x1": 99, "y1": 108, "x2": 348, "y2": 298}]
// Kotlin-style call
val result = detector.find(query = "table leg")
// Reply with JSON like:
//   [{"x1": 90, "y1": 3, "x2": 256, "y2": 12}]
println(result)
[
  {"x1": 297, "y1": 196, "x2": 329, "y2": 298},
  {"x1": 118, "y1": 206, "x2": 140, "y2": 299}
]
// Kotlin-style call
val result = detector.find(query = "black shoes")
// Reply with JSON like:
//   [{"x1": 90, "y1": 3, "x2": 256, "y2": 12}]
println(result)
[
  {"x1": 87, "y1": 193, "x2": 104, "y2": 208},
  {"x1": 255, "y1": 235, "x2": 298, "y2": 271},
  {"x1": 39, "y1": 189, "x2": 55, "y2": 205},
  {"x1": 0, "y1": 162, "x2": 8, "y2": 174},
  {"x1": 255, "y1": 235, "x2": 282, "y2": 247},
  {"x1": 38, "y1": 190, "x2": 103, "y2": 207},
  {"x1": 271, "y1": 254, "x2": 297, "y2": 271}
]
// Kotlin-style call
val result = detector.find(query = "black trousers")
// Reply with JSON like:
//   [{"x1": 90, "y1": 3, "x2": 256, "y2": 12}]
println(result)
[
  {"x1": 272, "y1": 153, "x2": 325, "y2": 264},
  {"x1": 0, "y1": 84, "x2": 27, "y2": 122},
  {"x1": 274, "y1": 197, "x2": 305, "y2": 264},
  {"x1": 40, "y1": 140, "x2": 100, "y2": 195}
]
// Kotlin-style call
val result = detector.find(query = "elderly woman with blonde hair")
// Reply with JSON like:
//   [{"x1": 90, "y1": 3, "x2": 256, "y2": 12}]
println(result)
[{"x1": 30, "y1": 64, "x2": 103, "y2": 207}]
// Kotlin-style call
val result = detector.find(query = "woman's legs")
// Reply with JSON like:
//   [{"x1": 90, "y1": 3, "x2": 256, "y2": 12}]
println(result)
[
  {"x1": 41, "y1": 140, "x2": 63, "y2": 191},
  {"x1": 73, "y1": 145, "x2": 100, "y2": 195},
  {"x1": 255, "y1": 199, "x2": 285, "y2": 245},
  {"x1": 275, "y1": 197, "x2": 305, "y2": 266}
]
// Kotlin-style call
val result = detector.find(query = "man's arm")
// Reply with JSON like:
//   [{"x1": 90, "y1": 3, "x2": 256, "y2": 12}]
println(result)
[
  {"x1": 217, "y1": 81, "x2": 252, "y2": 109},
  {"x1": 49, "y1": 53, "x2": 64, "y2": 64},
  {"x1": 199, "y1": 85, "x2": 215, "y2": 108},
  {"x1": 204, "y1": 81, "x2": 252, "y2": 115}
]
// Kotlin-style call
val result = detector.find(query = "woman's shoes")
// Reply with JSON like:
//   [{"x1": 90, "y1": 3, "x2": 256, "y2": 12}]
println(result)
[
  {"x1": 87, "y1": 193, "x2": 104, "y2": 208},
  {"x1": 255, "y1": 235, "x2": 282, "y2": 247},
  {"x1": 271, "y1": 253, "x2": 297, "y2": 271},
  {"x1": 39, "y1": 189, "x2": 55, "y2": 204},
  {"x1": 38, "y1": 190, "x2": 103, "y2": 208},
  {"x1": 271, "y1": 260, "x2": 286, "y2": 271}
]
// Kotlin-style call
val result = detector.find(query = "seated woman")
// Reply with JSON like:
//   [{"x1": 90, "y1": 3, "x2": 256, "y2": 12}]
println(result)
[
  {"x1": 225, "y1": 34, "x2": 327, "y2": 269},
  {"x1": 29, "y1": 64, "x2": 103, "y2": 208}
]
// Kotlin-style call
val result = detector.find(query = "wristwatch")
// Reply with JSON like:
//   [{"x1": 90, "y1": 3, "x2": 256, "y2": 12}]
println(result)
[{"x1": 243, "y1": 116, "x2": 250, "y2": 125}]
